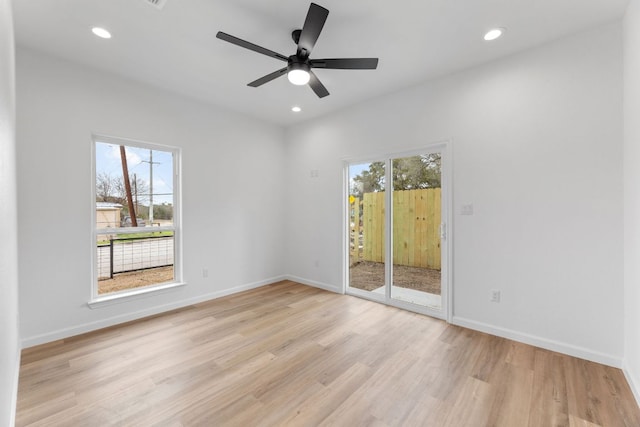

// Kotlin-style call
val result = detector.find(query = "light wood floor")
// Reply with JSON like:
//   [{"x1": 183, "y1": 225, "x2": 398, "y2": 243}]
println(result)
[{"x1": 16, "y1": 281, "x2": 640, "y2": 426}]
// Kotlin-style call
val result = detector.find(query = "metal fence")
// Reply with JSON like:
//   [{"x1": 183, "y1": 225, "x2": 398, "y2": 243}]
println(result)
[{"x1": 97, "y1": 235, "x2": 174, "y2": 279}]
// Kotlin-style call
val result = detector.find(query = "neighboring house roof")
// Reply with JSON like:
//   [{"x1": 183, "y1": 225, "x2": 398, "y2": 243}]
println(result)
[{"x1": 96, "y1": 202, "x2": 123, "y2": 210}]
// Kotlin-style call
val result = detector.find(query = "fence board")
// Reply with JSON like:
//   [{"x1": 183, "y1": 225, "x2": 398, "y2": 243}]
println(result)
[
  {"x1": 400, "y1": 190, "x2": 409, "y2": 265},
  {"x1": 407, "y1": 189, "x2": 416, "y2": 267},
  {"x1": 363, "y1": 193, "x2": 372, "y2": 261},
  {"x1": 357, "y1": 188, "x2": 441, "y2": 269},
  {"x1": 374, "y1": 192, "x2": 385, "y2": 262},
  {"x1": 350, "y1": 197, "x2": 361, "y2": 261}
]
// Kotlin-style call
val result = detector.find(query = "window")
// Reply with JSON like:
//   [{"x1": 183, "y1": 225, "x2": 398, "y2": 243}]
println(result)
[{"x1": 92, "y1": 135, "x2": 181, "y2": 300}]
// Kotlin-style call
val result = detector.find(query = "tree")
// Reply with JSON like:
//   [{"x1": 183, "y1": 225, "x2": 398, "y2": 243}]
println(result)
[
  {"x1": 352, "y1": 161, "x2": 385, "y2": 198},
  {"x1": 351, "y1": 154, "x2": 441, "y2": 197},
  {"x1": 153, "y1": 203, "x2": 173, "y2": 220},
  {"x1": 95, "y1": 172, "x2": 149, "y2": 217},
  {"x1": 391, "y1": 154, "x2": 441, "y2": 190},
  {"x1": 114, "y1": 175, "x2": 149, "y2": 214},
  {"x1": 96, "y1": 172, "x2": 118, "y2": 203}
]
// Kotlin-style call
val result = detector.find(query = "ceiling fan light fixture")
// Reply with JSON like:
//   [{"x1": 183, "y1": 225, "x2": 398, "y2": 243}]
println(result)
[
  {"x1": 291, "y1": 106, "x2": 302, "y2": 112},
  {"x1": 484, "y1": 28, "x2": 505, "y2": 41},
  {"x1": 288, "y1": 68, "x2": 310, "y2": 86}
]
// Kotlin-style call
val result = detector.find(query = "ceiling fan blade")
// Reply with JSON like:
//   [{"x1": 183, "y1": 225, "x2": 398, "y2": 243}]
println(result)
[
  {"x1": 297, "y1": 3, "x2": 329, "y2": 58},
  {"x1": 248, "y1": 67, "x2": 289, "y2": 87},
  {"x1": 308, "y1": 71, "x2": 329, "y2": 98},
  {"x1": 310, "y1": 58, "x2": 379, "y2": 70},
  {"x1": 216, "y1": 31, "x2": 288, "y2": 62}
]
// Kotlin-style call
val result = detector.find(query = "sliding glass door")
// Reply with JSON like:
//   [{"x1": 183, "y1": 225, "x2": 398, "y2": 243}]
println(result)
[
  {"x1": 346, "y1": 146, "x2": 447, "y2": 318},
  {"x1": 390, "y1": 153, "x2": 442, "y2": 311},
  {"x1": 348, "y1": 161, "x2": 386, "y2": 301}
]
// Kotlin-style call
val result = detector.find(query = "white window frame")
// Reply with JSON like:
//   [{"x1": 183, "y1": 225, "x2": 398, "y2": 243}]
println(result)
[{"x1": 89, "y1": 134, "x2": 183, "y2": 308}]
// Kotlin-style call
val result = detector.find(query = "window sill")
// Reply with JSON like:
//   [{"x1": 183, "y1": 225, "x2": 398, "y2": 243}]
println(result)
[{"x1": 88, "y1": 281, "x2": 186, "y2": 309}]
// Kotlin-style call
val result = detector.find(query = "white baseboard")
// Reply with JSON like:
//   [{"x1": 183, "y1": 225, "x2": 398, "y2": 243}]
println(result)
[
  {"x1": 284, "y1": 275, "x2": 342, "y2": 294},
  {"x1": 21, "y1": 275, "x2": 286, "y2": 349},
  {"x1": 281, "y1": 281, "x2": 625, "y2": 368},
  {"x1": 623, "y1": 362, "x2": 640, "y2": 408},
  {"x1": 452, "y1": 316, "x2": 623, "y2": 368}
]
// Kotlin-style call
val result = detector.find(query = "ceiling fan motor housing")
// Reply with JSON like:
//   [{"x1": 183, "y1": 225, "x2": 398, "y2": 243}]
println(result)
[{"x1": 288, "y1": 55, "x2": 311, "y2": 74}]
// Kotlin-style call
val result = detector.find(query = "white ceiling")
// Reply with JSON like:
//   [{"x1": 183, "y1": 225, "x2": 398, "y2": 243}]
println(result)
[{"x1": 13, "y1": 0, "x2": 629, "y2": 126}]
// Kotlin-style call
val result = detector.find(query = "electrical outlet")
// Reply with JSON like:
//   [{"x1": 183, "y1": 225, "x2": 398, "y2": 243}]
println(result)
[
  {"x1": 490, "y1": 289, "x2": 501, "y2": 303},
  {"x1": 202, "y1": 268, "x2": 209, "y2": 278}
]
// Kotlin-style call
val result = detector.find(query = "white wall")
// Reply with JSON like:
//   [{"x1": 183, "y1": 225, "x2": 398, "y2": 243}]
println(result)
[
  {"x1": 0, "y1": 0, "x2": 19, "y2": 424},
  {"x1": 285, "y1": 24, "x2": 624, "y2": 366},
  {"x1": 16, "y1": 48, "x2": 286, "y2": 346},
  {"x1": 624, "y1": 0, "x2": 640, "y2": 405}
]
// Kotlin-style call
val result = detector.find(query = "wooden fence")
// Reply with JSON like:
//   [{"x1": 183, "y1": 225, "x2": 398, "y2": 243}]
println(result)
[{"x1": 350, "y1": 188, "x2": 441, "y2": 269}]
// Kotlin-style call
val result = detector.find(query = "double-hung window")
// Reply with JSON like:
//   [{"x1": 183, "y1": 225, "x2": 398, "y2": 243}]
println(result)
[{"x1": 92, "y1": 135, "x2": 181, "y2": 301}]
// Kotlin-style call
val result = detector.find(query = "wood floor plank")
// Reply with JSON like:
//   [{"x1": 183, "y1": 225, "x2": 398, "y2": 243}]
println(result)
[
  {"x1": 485, "y1": 362, "x2": 535, "y2": 426},
  {"x1": 528, "y1": 350, "x2": 570, "y2": 427},
  {"x1": 278, "y1": 362, "x2": 372, "y2": 426},
  {"x1": 441, "y1": 376, "x2": 493, "y2": 427},
  {"x1": 16, "y1": 281, "x2": 640, "y2": 426}
]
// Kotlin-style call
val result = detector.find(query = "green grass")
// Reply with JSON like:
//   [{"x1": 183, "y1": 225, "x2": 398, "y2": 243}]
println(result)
[
  {"x1": 97, "y1": 231, "x2": 174, "y2": 245},
  {"x1": 116, "y1": 231, "x2": 174, "y2": 239}
]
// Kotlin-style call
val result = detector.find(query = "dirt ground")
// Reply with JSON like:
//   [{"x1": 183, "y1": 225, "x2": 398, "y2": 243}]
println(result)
[
  {"x1": 349, "y1": 261, "x2": 441, "y2": 295},
  {"x1": 98, "y1": 266, "x2": 174, "y2": 294},
  {"x1": 98, "y1": 263, "x2": 439, "y2": 296}
]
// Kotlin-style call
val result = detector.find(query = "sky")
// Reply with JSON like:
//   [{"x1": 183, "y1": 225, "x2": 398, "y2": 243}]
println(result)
[
  {"x1": 95, "y1": 141, "x2": 174, "y2": 205},
  {"x1": 349, "y1": 163, "x2": 368, "y2": 179}
]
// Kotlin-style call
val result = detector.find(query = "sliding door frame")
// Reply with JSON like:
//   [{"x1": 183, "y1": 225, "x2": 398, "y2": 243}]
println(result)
[{"x1": 342, "y1": 141, "x2": 452, "y2": 322}]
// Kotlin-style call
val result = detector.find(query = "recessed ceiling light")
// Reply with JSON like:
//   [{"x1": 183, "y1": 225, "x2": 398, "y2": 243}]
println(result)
[
  {"x1": 92, "y1": 27, "x2": 112, "y2": 39},
  {"x1": 291, "y1": 106, "x2": 302, "y2": 113},
  {"x1": 484, "y1": 28, "x2": 505, "y2": 41}
]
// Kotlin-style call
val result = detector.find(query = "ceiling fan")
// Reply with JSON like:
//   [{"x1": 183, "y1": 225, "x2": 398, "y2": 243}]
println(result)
[{"x1": 216, "y1": 2, "x2": 378, "y2": 98}]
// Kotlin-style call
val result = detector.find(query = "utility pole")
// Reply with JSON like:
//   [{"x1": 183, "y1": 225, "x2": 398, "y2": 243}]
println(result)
[
  {"x1": 140, "y1": 150, "x2": 160, "y2": 226},
  {"x1": 133, "y1": 173, "x2": 138, "y2": 215},
  {"x1": 149, "y1": 150, "x2": 153, "y2": 225},
  {"x1": 119, "y1": 146, "x2": 137, "y2": 227}
]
